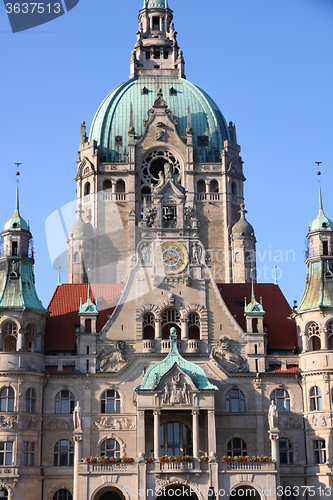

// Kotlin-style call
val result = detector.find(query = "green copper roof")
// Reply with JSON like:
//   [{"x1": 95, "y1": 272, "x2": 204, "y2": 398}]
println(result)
[
  {"x1": 297, "y1": 259, "x2": 333, "y2": 311},
  {"x1": 244, "y1": 280, "x2": 265, "y2": 314},
  {"x1": 309, "y1": 181, "x2": 333, "y2": 233},
  {"x1": 89, "y1": 77, "x2": 229, "y2": 163},
  {"x1": 3, "y1": 184, "x2": 29, "y2": 232},
  {"x1": 79, "y1": 285, "x2": 98, "y2": 315},
  {"x1": 135, "y1": 328, "x2": 218, "y2": 391},
  {"x1": 0, "y1": 260, "x2": 46, "y2": 311}
]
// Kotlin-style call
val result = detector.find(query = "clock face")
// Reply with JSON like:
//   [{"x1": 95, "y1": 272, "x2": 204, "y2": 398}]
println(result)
[{"x1": 154, "y1": 242, "x2": 188, "y2": 275}]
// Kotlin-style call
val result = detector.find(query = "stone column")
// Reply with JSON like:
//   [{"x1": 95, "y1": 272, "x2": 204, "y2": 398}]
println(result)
[
  {"x1": 73, "y1": 429, "x2": 83, "y2": 500},
  {"x1": 0, "y1": 329, "x2": 3, "y2": 351},
  {"x1": 192, "y1": 410, "x2": 199, "y2": 458},
  {"x1": 154, "y1": 410, "x2": 161, "y2": 460},
  {"x1": 269, "y1": 430, "x2": 280, "y2": 486},
  {"x1": 17, "y1": 329, "x2": 25, "y2": 351},
  {"x1": 137, "y1": 410, "x2": 145, "y2": 459},
  {"x1": 155, "y1": 320, "x2": 162, "y2": 340},
  {"x1": 321, "y1": 328, "x2": 328, "y2": 349},
  {"x1": 302, "y1": 333, "x2": 309, "y2": 352},
  {"x1": 181, "y1": 319, "x2": 188, "y2": 340},
  {"x1": 207, "y1": 410, "x2": 216, "y2": 458}
]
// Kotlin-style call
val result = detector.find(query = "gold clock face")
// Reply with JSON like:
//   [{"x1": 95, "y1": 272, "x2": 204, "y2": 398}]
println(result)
[{"x1": 154, "y1": 242, "x2": 188, "y2": 275}]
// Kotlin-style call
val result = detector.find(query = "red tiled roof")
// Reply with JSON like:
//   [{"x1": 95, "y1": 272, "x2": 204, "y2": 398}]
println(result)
[
  {"x1": 217, "y1": 284, "x2": 297, "y2": 350},
  {"x1": 45, "y1": 284, "x2": 125, "y2": 353},
  {"x1": 269, "y1": 364, "x2": 300, "y2": 373}
]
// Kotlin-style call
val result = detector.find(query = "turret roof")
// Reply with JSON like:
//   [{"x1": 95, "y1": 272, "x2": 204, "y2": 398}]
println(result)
[
  {"x1": 309, "y1": 180, "x2": 333, "y2": 233},
  {"x1": 3, "y1": 184, "x2": 29, "y2": 232}
]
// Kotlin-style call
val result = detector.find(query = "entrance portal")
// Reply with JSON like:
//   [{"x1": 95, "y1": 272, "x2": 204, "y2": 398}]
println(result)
[
  {"x1": 230, "y1": 486, "x2": 261, "y2": 500},
  {"x1": 159, "y1": 485, "x2": 198, "y2": 500},
  {"x1": 99, "y1": 493, "x2": 123, "y2": 500}
]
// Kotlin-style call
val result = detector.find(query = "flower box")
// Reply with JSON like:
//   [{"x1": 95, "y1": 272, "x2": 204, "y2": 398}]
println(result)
[
  {"x1": 199, "y1": 456, "x2": 209, "y2": 462},
  {"x1": 159, "y1": 455, "x2": 194, "y2": 463},
  {"x1": 221, "y1": 455, "x2": 272, "y2": 463}
]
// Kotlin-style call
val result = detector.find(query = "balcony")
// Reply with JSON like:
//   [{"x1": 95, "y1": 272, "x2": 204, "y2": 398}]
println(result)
[
  {"x1": 103, "y1": 193, "x2": 127, "y2": 202},
  {"x1": 0, "y1": 466, "x2": 19, "y2": 478},
  {"x1": 79, "y1": 462, "x2": 137, "y2": 475},
  {"x1": 196, "y1": 193, "x2": 221, "y2": 202},
  {"x1": 221, "y1": 462, "x2": 276, "y2": 472},
  {"x1": 143, "y1": 340, "x2": 156, "y2": 353},
  {"x1": 158, "y1": 461, "x2": 201, "y2": 473}
]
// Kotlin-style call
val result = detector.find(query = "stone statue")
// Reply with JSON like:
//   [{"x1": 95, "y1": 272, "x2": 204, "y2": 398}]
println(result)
[
  {"x1": 191, "y1": 242, "x2": 201, "y2": 264},
  {"x1": 141, "y1": 243, "x2": 151, "y2": 264},
  {"x1": 152, "y1": 172, "x2": 165, "y2": 193},
  {"x1": 162, "y1": 382, "x2": 170, "y2": 404},
  {"x1": 73, "y1": 401, "x2": 82, "y2": 431},
  {"x1": 268, "y1": 400, "x2": 278, "y2": 430}
]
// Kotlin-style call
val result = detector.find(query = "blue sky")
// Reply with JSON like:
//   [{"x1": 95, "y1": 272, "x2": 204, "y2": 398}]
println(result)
[{"x1": 0, "y1": 0, "x2": 332, "y2": 308}]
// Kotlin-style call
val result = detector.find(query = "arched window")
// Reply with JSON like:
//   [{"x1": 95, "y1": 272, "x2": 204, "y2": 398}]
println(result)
[
  {"x1": 53, "y1": 439, "x2": 74, "y2": 466},
  {"x1": 271, "y1": 389, "x2": 290, "y2": 412},
  {"x1": 309, "y1": 386, "x2": 322, "y2": 411},
  {"x1": 53, "y1": 490, "x2": 73, "y2": 500},
  {"x1": 143, "y1": 313, "x2": 155, "y2": 340},
  {"x1": 279, "y1": 438, "x2": 294, "y2": 465},
  {"x1": 226, "y1": 389, "x2": 245, "y2": 413},
  {"x1": 162, "y1": 308, "x2": 181, "y2": 339},
  {"x1": 197, "y1": 180, "x2": 205, "y2": 193},
  {"x1": 101, "y1": 390, "x2": 121, "y2": 414},
  {"x1": 74, "y1": 252, "x2": 80, "y2": 263},
  {"x1": 55, "y1": 390, "x2": 75, "y2": 414},
  {"x1": 101, "y1": 438, "x2": 121, "y2": 458},
  {"x1": 210, "y1": 180, "x2": 219, "y2": 193},
  {"x1": 25, "y1": 388, "x2": 36, "y2": 413},
  {"x1": 84, "y1": 182, "x2": 90, "y2": 196},
  {"x1": 313, "y1": 439, "x2": 326, "y2": 464},
  {"x1": 308, "y1": 322, "x2": 321, "y2": 351},
  {"x1": 0, "y1": 442, "x2": 13, "y2": 466},
  {"x1": 103, "y1": 179, "x2": 112, "y2": 191},
  {"x1": 0, "y1": 387, "x2": 14, "y2": 412},
  {"x1": 227, "y1": 437, "x2": 247, "y2": 457},
  {"x1": 3, "y1": 321, "x2": 18, "y2": 351},
  {"x1": 231, "y1": 182, "x2": 237, "y2": 195},
  {"x1": 328, "y1": 321, "x2": 333, "y2": 350},
  {"x1": 188, "y1": 313, "x2": 200, "y2": 340},
  {"x1": 116, "y1": 180, "x2": 125, "y2": 193},
  {"x1": 160, "y1": 422, "x2": 193, "y2": 456}
]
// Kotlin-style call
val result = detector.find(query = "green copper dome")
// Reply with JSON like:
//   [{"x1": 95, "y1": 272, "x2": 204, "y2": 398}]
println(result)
[
  {"x1": 89, "y1": 77, "x2": 229, "y2": 163},
  {"x1": 3, "y1": 184, "x2": 29, "y2": 232},
  {"x1": 135, "y1": 328, "x2": 218, "y2": 391},
  {"x1": 143, "y1": 0, "x2": 167, "y2": 8}
]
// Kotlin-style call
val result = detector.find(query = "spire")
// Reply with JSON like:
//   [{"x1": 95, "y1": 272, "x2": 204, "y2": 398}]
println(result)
[
  {"x1": 274, "y1": 265, "x2": 278, "y2": 286},
  {"x1": 244, "y1": 271, "x2": 265, "y2": 314},
  {"x1": 57, "y1": 266, "x2": 62, "y2": 286},
  {"x1": 79, "y1": 280, "x2": 98, "y2": 315},
  {"x1": 3, "y1": 173, "x2": 29, "y2": 232},
  {"x1": 309, "y1": 170, "x2": 333, "y2": 233}
]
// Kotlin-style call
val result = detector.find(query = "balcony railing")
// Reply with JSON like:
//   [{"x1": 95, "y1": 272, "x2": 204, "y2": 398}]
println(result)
[
  {"x1": 0, "y1": 466, "x2": 19, "y2": 477},
  {"x1": 103, "y1": 193, "x2": 126, "y2": 202},
  {"x1": 141, "y1": 194, "x2": 152, "y2": 203},
  {"x1": 159, "y1": 461, "x2": 197, "y2": 472},
  {"x1": 80, "y1": 463, "x2": 137, "y2": 474},
  {"x1": 196, "y1": 193, "x2": 221, "y2": 201},
  {"x1": 222, "y1": 462, "x2": 275, "y2": 471},
  {"x1": 143, "y1": 340, "x2": 156, "y2": 352}
]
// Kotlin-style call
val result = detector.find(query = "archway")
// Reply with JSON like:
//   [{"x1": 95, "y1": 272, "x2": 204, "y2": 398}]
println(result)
[
  {"x1": 230, "y1": 486, "x2": 261, "y2": 500},
  {"x1": 92, "y1": 486, "x2": 125, "y2": 500},
  {"x1": 159, "y1": 484, "x2": 198, "y2": 500}
]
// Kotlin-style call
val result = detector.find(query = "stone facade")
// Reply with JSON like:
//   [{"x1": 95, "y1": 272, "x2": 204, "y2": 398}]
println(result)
[{"x1": 0, "y1": 2, "x2": 332, "y2": 500}]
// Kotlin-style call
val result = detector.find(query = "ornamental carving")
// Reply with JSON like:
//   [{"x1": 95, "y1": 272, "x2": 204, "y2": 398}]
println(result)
[
  {"x1": 0, "y1": 415, "x2": 17, "y2": 429},
  {"x1": 44, "y1": 417, "x2": 73, "y2": 431},
  {"x1": 21, "y1": 415, "x2": 42, "y2": 430},
  {"x1": 97, "y1": 341, "x2": 126, "y2": 372},
  {"x1": 211, "y1": 336, "x2": 247, "y2": 372},
  {"x1": 94, "y1": 416, "x2": 136, "y2": 431},
  {"x1": 160, "y1": 371, "x2": 191, "y2": 406},
  {"x1": 307, "y1": 413, "x2": 332, "y2": 429}
]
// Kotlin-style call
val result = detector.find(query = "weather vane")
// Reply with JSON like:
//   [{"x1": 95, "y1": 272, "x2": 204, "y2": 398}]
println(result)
[
  {"x1": 315, "y1": 161, "x2": 322, "y2": 176},
  {"x1": 15, "y1": 162, "x2": 21, "y2": 177}
]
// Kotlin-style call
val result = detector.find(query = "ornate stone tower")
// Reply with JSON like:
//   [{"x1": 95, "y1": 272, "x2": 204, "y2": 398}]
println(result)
[
  {"x1": 69, "y1": 0, "x2": 256, "y2": 286},
  {"x1": 294, "y1": 175, "x2": 333, "y2": 476}
]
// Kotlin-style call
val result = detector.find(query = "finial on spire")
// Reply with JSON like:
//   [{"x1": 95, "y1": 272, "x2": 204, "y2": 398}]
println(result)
[
  {"x1": 57, "y1": 266, "x2": 62, "y2": 286},
  {"x1": 317, "y1": 167, "x2": 324, "y2": 213},
  {"x1": 274, "y1": 265, "x2": 278, "y2": 285}
]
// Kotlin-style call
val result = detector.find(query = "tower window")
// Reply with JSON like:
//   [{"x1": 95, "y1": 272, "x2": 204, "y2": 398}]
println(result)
[
  {"x1": 145, "y1": 52, "x2": 151, "y2": 60},
  {"x1": 152, "y1": 16, "x2": 159, "y2": 30},
  {"x1": 154, "y1": 50, "x2": 160, "y2": 59},
  {"x1": 12, "y1": 241, "x2": 18, "y2": 256},
  {"x1": 323, "y1": 241, "x2": 328, "y2": 255},
  {"x1": 164, "y1": 51, "x2": 169, "y2": 59},
  {"x1": 231, "y1": 182, "x2": 237, "y2": 195}
]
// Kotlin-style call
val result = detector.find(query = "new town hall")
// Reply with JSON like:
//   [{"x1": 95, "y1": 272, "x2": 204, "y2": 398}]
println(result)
[{"x1": 0, "y1": 1, "x2": 332, "y2": 499}]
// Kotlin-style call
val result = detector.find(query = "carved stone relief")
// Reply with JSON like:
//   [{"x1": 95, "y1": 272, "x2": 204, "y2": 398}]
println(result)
[
  {"x1": 160, "y1": 371, "x2": 191, "y2": 406},
  {"x1": 211, "y1": 337, "x2": 247, "y2": 372},
  {"x1": 44, "y1": 417, "x2": 74, "y2": 431},
  {"x1": 94, "y1": 416, "x2": 136, "y2": 431},
  {"x1": 0, "y1": 415, "x2": 17, "y2": 429},
  {"x1": 20, "y1": 415, "x2": 42, "y2": 430},
  {"x1": 97, "y1": 341, "x2": 126, "y2": 372},
  {"x1": 307, "y1": 413, "x2": 332, "y2": 429}
]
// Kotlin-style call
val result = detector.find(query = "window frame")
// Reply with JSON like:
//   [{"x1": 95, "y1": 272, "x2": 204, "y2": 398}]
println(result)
[
  {"x1": 227, "y1": 437, "x2": 247, "y2": 457},
  {"x1": 53, "y1": 490, "x2": 73, "y2": 500},
  {"x1": 55, "y1": 390, "x2": 75, "y2": 415},
  {"x1": 25, "y1": 388, "x2": 36, "y2": 413},
  {"x1": 226, "y1": 389, "x2": 245, "y2": 413},
  {"x1": 0, "y1": 441, "x2": 13, "y2": 466},
  {"x1": 0, "y1": 387, "x2": 15, "y2": 412},
  {"x1": 309, "y1": 386, "x2": 322, "y2": 411},
  {"x1": 270, "y1": 389, "x2": 291, "y2": 413},
  {"x1": 53, "y1": 439, "x2": 74, "y2": 467},
  {"x1": 279, "y1": 438, "x2": 294, "y2": 465},
  {"x1": 23, "y1": 441, "x2": 35, "y2": 466},
  {"x1": 159, "y1": 421, "x2": 193, "y2": 456},
  {"x1": 313, "y1": 439, "x2": 326, "y2": 464},
  {"x1": 100, "y1": 438, "x2": 121, "y2": 458},
  {"x1": 101, "y1": 390, "x2": 121, "y2": 414}
]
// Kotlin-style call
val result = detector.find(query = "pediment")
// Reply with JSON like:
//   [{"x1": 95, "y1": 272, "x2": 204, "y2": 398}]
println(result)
[
  {"x1": 155, "y1": 180, "x2": 185, "y2": 199},
  {"x1": 155, "y1": 363, "x2": 197, "y2": 406}
]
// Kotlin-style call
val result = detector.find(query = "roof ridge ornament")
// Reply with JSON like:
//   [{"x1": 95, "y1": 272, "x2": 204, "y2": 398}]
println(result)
[{"x1": 153, "y1": 88, "x2": 167, "y2": 108}]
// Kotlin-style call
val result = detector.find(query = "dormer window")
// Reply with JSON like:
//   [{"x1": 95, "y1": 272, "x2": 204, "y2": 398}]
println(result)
[
  {"x1": 152, "y1": 16, "x2": 160, "y2": 30},
  {"x1": 169, "y1": 87, "x2": 177, "y2": 96}
]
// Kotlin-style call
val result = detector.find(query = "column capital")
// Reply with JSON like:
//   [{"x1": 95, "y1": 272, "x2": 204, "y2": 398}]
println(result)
[
  {"x1": 192, "y1": 410, "x2": 199, "y2": 416},
  {"x1": 153, "y1": 410, "x2": 161, "y2": 416}
]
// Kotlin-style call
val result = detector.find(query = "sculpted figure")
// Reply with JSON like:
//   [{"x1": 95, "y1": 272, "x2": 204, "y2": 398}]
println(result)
[
  {"x1": 162, "y1": 382, "x2": 170, "y2": 404},
  {"x1": 73, "y1": 401, "x2": 82, "y2": 431},
  {"x1": 268, "y1": 400, "x2": 278, "y2": 430}
]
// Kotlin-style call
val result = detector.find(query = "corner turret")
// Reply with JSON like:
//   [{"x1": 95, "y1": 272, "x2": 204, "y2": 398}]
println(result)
[{"x1": 231, "y1": 204, "x2": 257, "y2": 283}]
